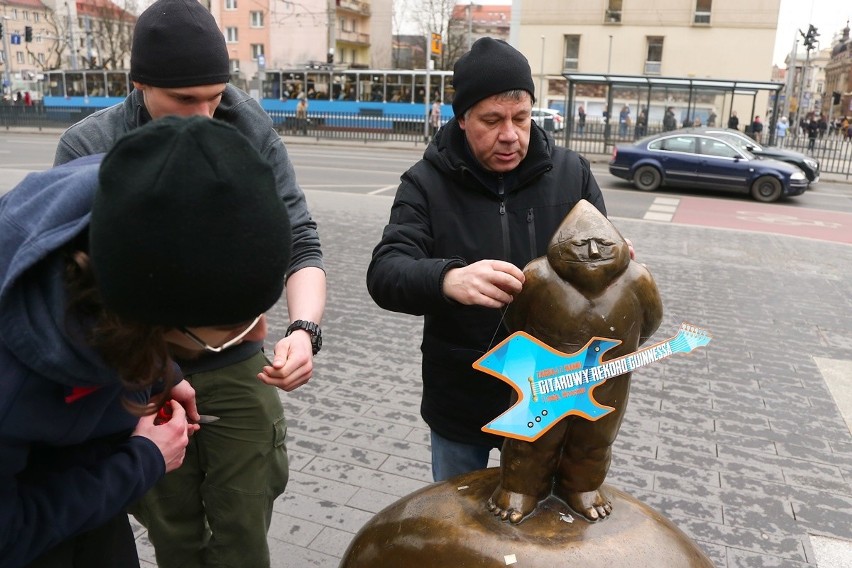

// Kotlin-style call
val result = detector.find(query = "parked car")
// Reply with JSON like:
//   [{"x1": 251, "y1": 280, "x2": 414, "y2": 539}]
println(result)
[
  {"x1": 609, "y1": 132, "x2": 808, "y2": 202},
  {"x1": 531, "y1": 108, "x2": 564, "y2": 132},
  {"x1": 686, "y1": 127, "x2": 820, "y2": 183}
]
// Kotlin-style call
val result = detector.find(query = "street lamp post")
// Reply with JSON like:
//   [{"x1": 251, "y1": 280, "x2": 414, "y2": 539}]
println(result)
[
  {"x1": 607, "y1": 35, "x2": 613, "y2": 74},
  {"x1": 1, "y1": 16, "x2": 11, "y2": 93},
  {"x1": 539, "y1": 35, "x2": 545, "y2": 109}
]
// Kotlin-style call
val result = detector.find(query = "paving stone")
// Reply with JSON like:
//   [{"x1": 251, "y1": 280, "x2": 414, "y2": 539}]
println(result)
[{"x1": 128, "y1": 178, "x2": 852, "y2": 566}]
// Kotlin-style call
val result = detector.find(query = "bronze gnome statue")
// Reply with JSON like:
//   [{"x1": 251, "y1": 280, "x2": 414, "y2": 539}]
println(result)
[
  {"x1": 488, "y1": 199, "x2": 663, "y2": 524},
  {"x1": 341, "y1": 200, "x2": 715, "y2": 568}
]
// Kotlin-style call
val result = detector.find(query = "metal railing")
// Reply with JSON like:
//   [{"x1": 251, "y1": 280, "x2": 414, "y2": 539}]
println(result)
[{"x1": 2, "y1": 105, "x2": 850, "y2": 178}]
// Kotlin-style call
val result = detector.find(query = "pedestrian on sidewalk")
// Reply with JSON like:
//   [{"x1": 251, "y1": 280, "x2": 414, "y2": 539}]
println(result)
[
  {"x1": 367, "y1": 37, "x2": 613, "y2": 483},
  {"x1": 0, "y1": 116, "x2": 292, "y2": 568},
  {"x1": 53, "y1": 1, "x2": 326, "y2": 566}
]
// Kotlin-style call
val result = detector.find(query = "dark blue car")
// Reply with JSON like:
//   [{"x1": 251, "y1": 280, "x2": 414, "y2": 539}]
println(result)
[{"x1": 609, "y1": 132, "x2": 808, "y2": 202}]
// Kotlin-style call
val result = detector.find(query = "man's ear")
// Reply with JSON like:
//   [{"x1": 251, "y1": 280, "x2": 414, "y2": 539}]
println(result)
[{"x1": 458, "y1": 116, "x2": 466, "y2": 130}]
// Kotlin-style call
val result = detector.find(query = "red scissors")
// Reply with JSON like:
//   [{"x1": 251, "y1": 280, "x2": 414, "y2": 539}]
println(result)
[{"x1": 156, "y1": 402, "x2": 220, "y2": 425}]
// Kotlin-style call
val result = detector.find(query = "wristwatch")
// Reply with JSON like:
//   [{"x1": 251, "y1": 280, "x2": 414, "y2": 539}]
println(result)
[{"x1": 285, "y1": 320, "x2": 322, "y2": 355}]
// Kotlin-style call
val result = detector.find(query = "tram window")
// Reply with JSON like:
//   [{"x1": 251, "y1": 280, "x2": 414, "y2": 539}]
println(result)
[
  {"x1": 85, "y1": 71, "x2": 106, "y2": 97},
  {"x1": 443, "y1": 77, "x2": 455, "y2": 105},
  {"x1": 45, "y1": 72, "x2": 65, "y2": 97},
  {"x1": 306, "y1": 71, "x2": 330, "y2": 100},
  {"x1": 368, "y1": 74, "x2": 384, "y2": 101},
  {"x1": 65, "y1": 72, "x2": 84, "y2": 97},
  {"x1": 386, "y1": 73, "x2": 412, "y2": 103},
  {"x1": 263, "y1": 71, "x2": 281, "y2": 99},
  {"x1": 283, "y1": 73, "x2": 305, "y2": 99},
  {"x1": 414, "y1": 74, "x2": 427, "y2": 104},
  {"x1": 106, "y1": 72, "x2": 128, "y2": 97}
]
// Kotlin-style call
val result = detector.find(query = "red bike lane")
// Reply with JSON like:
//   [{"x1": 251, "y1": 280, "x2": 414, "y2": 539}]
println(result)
[{"x1": 669, "y1": 196, "x2": 852, "y2": 245}]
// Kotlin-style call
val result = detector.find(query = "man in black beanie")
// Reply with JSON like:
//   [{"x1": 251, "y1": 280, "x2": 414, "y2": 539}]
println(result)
[
  {"x1": 367, "y1": 37, "x2": 609, "y2": 482},
  {"x1": 53, "y1": 1, "x2": 326, "y2": 567}
]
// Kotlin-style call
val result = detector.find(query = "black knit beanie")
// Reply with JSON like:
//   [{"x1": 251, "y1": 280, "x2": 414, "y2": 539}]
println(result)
[
  {"x1": 90, "y1": 116, "x2": 291, "y2": 328},
  {"x1": 130, "y1": 0, "x2": 230, "y2": 88},
  {"x1": 451, "y1": 37, "x2": 536, "y2": 117}
]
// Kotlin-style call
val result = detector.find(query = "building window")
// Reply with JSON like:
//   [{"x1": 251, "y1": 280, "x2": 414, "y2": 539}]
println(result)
[
  {"x1": 694, "y1": 0, "x2": 711, "y2": 24},
  {"x1": 250, "y1": 11, "x2": 263, "y2": 27},
  {"x1": 229, "y1": 58, "x2": 240, "y2": 73},
  {"x1": 225, "y1": 0, "x2": 237, "y2": 10},
  {"x1": 23, "y1": 11, "x2": 29, "y2": 20},
  {"x1": 251, "y1": 43, "x2": 264, "y2": 60},
  {"x1": 645, "y1": 37, "x2": 663, "y2": 74},
  {"x1": 34, "y1": 13, "x2": 39, "y2": 23},
  {"x1": 605, "y1": 0, "x2": 621, "y2": 23},
  {"x1": 17, "y1": 52, "x2": 24, "y2": 64},
  {"x1": 38, "y1": 53, "x2": 45, "y2": 63},
  {"x1": 225, "y1": 27, "x2": 238, "y2": 42},
  {"x1": 563, "y1": 35, "x2": 580, "y2": 71}
]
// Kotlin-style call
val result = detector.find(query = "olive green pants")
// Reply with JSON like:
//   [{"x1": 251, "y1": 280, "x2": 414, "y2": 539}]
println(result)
[{"x1": 131, "y1": 352, "x2": 289, "y2": 568}]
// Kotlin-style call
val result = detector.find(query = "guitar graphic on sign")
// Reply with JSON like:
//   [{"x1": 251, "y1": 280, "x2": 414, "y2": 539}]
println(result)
[{"x1": 473, "y1": 322, "x2": 711, "y2": 442}]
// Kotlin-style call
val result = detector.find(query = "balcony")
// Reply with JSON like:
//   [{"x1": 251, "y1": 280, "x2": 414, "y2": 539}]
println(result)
[
  {"x1": 693, "y1": 11, "x2": 711, "y2": 24},
  {"x1": 644, "y1": 61, "x2": 661, "y2": 75},
  {"x1": 337, "y1": 29, "x2": 370, "y2": 45},
  {"x1": 336, "y1": 0, "x2": 370, "y2": 16},
  {"x1": 605, "y1": 9, "x2": 621, "y2": 23}
]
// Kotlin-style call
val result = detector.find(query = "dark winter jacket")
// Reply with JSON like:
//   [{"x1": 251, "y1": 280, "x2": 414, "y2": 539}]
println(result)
[
  {"x1": 0, "y1": 156, "x2": 165, "y2": 567},
  {"x1": 366, "y1": 119, "x2": 606, "y2": 445},
  {"x1": 53, "y1": 85, "x2": 324, "y2": 374}
]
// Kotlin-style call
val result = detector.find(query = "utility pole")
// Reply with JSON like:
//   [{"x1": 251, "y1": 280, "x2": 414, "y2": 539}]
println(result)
[
  {"x1": 795, "y1": 25, "x2": 819, "y2": 130},
  {"x1": 538, "y1": 35, "x2": 545, "y2": 109},
  {"x1": 327, "y1": 0, "x2": 335, "y2": 67},
  {"x1": 466, "y1": 1, "x2": 472, "y2": 51},
  {"x1": 783, "y1": 33, "x2": 797, "y2": 124},
  {"x1": 66, "y1": 2, "x2": 78, "y2": 70},
  {"x1": 1, "y1": 16, "x2": 11, "y2": 93}
]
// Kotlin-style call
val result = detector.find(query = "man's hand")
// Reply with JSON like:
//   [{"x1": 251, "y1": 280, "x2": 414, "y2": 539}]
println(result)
[
  {"x1": 133, "y1": 400, "x2": 195, "y2": 473},
  {"x1": 257, "y1": 332, "x2": 314, "y2": 392},
  {"x1": 625, "y1": 238, "x2": 636, "y2": 260},
  {"x1": 442, "y1": 259, "x2": 525, "y2": 308},
  {"x1": 169, "y1": 380, "x2": 200, "y2": 423}
]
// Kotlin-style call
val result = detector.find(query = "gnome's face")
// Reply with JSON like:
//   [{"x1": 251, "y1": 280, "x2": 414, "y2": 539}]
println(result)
[{"x1": 545, "y1": 201, "x2": 630, "y2": 291}]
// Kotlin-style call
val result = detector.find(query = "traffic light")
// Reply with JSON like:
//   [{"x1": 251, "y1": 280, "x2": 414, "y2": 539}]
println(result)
[
  {"x1": 24, "y1": 25, "x2": 33, "y2": 42},
  {"x1": 833, "y1": 91, "x2": 842, "y2": 105},
  {"x1": 0, "y1": 23, "x2": 4, "y2": 40},
  {"x1": 800, "y1": 24, "x2": 818, "y2": 50},
  {"x1": 326, "y1": 50, "x2": 333, "y2": 64}
]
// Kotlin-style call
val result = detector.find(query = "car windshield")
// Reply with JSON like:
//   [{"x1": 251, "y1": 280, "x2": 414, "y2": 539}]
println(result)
[{"x1": 714, "y1": 132, "x2": 763, "y2": 153}]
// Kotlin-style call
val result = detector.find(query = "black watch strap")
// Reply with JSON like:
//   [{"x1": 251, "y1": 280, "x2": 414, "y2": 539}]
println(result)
[{"x1": 285, "y1": 320, "x2": 322, "y2": 355}]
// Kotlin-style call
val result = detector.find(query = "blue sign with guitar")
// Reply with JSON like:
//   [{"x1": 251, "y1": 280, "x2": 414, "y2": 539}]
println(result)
[{"x1": 473, "y1": 323, "x2": 711, "y2": 442}]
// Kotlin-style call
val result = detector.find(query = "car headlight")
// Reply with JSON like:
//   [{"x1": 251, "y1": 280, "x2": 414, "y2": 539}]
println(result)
[
  {"x1": 791, "y1": 171, "x2": 806, "y2": 181},
  {"x1": 804, "y1": 158, "x2": 818, "y2": 168}
]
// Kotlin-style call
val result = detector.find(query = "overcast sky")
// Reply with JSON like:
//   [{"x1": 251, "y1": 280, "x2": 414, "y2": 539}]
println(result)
[{"x1": 773, "y1": 0, "x2": 850, "y2": 66}]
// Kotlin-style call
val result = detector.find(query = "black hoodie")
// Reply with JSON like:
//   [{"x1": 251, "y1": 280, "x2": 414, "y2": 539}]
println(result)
[{"x1": 367, "y1": 119, "x2": 606, "y2": 445}]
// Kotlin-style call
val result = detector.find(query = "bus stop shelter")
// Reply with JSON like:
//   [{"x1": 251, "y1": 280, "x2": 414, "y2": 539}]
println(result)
[{"x1": 561, "y1": 73, "x2": 784, "y2": 151}]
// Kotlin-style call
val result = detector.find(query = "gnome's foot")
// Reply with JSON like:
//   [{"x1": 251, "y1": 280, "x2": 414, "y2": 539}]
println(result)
[
  {"x1": 487, "y1": 487, "x2": 539, "y2": 524},
  {"x1": 558, "y1": 489, "x2": 612, "y2": 521}
]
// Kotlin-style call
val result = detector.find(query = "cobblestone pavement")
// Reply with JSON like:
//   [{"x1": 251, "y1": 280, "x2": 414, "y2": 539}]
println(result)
[{"x1": 135, "y1": 189, "x2": 852, "y2": 567}]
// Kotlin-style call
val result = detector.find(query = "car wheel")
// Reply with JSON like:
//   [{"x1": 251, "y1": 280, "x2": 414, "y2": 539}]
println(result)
[
  {"x1": 633, "y1": 165, "x2": 661, "y2": 191},
  {"x1": 750, "y1": 175, "x2": 783, "y2": 202}
]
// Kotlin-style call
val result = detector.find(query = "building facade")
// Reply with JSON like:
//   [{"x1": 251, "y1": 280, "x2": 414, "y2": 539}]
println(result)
[
  {"x1": 210, "y1": 0, "x2": 391, "y2": 91},
  {"x1": 513, "y1": 0, "x2": 781, "y2": 120},
  {"x1": 823, "y1": 24, "x2": 852, "y2": 122}
]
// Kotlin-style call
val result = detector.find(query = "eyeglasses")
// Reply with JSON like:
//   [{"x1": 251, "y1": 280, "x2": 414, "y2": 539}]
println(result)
[{"x1": 179, "y1": 315, "x2": 262, "y2": 353}]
